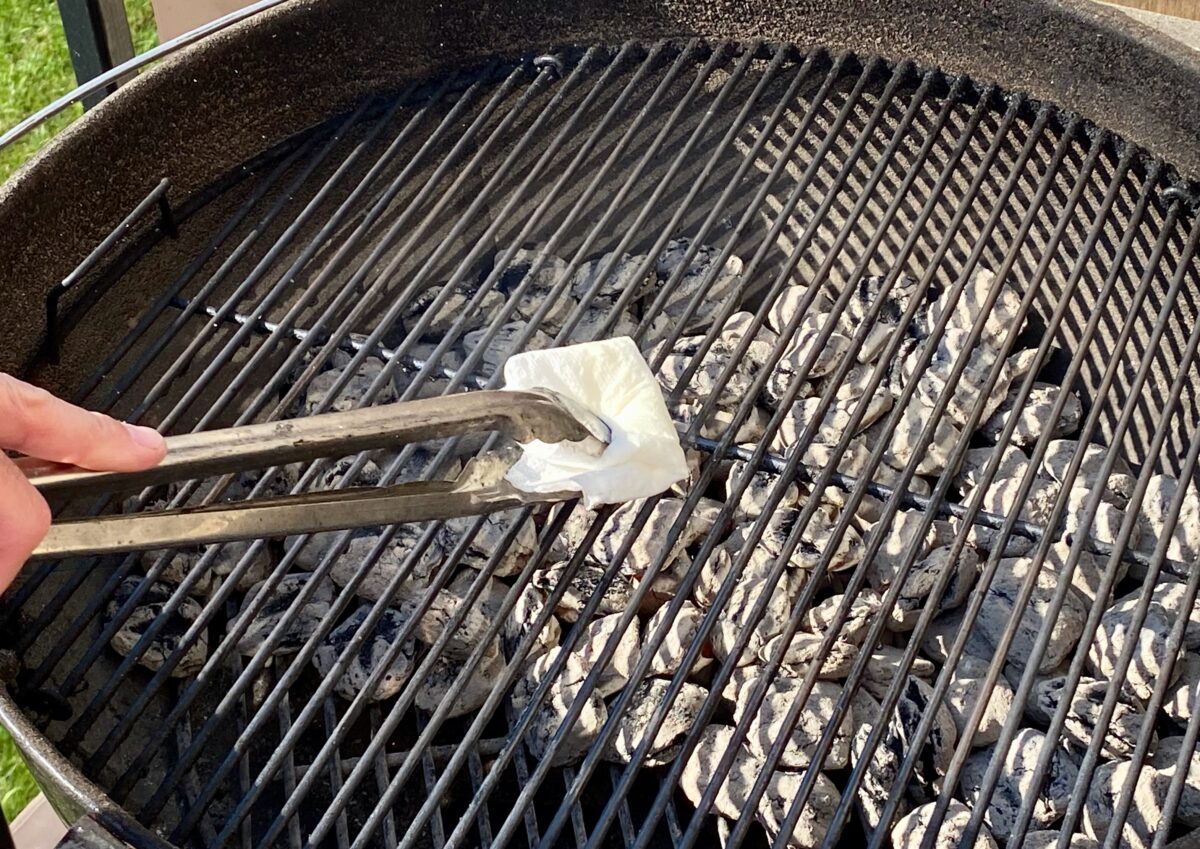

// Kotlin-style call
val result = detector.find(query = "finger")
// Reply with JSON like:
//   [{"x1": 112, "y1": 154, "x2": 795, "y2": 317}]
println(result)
[
  {"x1": 0, "y1": 454, "x2": 52, "y2": 593},
  {"x1": 0, "y1": 373, "x2": 166, "y2": 471}
]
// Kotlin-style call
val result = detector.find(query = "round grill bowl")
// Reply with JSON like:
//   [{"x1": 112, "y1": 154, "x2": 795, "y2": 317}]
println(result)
[{"x1": 0, "y1": 2, "x2": 1199, "y2": 848}]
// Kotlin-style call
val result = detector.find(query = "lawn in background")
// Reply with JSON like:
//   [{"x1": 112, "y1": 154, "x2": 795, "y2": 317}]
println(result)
[
  {"x1": 0, "y1": 0, "x2": 158, "y2": 818},
  {"x1": 0, "y1": 727, "x2": 38, "y2": 821},
  {"x1": 0, "y1": 0, "x2": 157, "y2": 181}
]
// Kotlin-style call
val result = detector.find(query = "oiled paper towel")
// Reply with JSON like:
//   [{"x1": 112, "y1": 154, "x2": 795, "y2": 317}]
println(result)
[{"x1": 503, "y1": 337, "x2": 689, "y2": 506}]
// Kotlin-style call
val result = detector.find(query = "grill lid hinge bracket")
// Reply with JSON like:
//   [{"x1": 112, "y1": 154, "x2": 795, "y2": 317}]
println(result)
[{"x1": 44, "y1": 179, "x2": 176, "y2": 364}]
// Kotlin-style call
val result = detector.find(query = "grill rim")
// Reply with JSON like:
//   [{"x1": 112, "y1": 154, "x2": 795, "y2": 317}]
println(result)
[{"x1": 0, "y1": 694, "x2": 172, "y2": 849}]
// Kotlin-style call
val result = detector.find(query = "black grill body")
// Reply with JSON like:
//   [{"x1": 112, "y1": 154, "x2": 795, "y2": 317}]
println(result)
[{"x1": 0, "y1": 6, "x2": 1199, "y2": 849}]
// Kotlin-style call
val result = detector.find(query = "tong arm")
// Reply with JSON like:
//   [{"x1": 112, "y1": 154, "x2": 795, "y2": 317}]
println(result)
[
  {"x1": 29, "y1": 477, "x2": 578, "y2": 561},
  {"x1": 23, "y1": 388, "x2": 609, "y2": 499}
]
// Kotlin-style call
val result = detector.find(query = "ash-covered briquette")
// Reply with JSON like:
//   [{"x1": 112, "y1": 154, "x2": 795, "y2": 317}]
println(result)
[
  {"x1": 312, "y1": 604, "x2": 416, "y2": 702},
  {"x1": 234, "y1": 572, "x2": 335, "y2": 657},
  {"x1": 414, "y1": 642, "x2": 505, "y2": 719},
  {"x1": 1032, "y1": 676, "x2": 1150, "y2": 760},
  {"x1": 942, "y1": 654, "x2": 1015, "y2": 749},
  {"x1": 110, "y1": 243, "x2": 1200, "y2": 849},
  {"x1": 891, "y1": 800, "x2": 999, "y2": 849},
  {"x1": 1087, "y1": 584, "x2": 1193, "y2": 702},
  {"x1": 959, "y1": 728, "x2": 1079, "y2": 841},
  {"x1": 607, "y1": 678, "x2": 708, "y2": 766},
  {"x1": 742, "y1": 677, "x2": 855, "y2": 770},
  {"x1": 106, "y1": 577, "x2": 209, "y2": 677},
  {"x1": 153, "y1": 540, "x2": 273, "y2": 598}
]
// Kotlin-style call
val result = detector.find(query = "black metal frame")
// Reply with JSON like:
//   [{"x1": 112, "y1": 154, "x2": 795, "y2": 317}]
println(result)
[{"x1": 56, "y1": 0, "x2": 135, "y2": 109}]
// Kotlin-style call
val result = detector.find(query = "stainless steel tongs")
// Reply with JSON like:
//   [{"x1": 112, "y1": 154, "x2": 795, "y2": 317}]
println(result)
[{"x1": 23, "y1": 390, "x2": 610, "y2": 561}]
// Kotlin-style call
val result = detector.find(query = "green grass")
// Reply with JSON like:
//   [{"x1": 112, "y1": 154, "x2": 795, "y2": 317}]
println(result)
[
  {"x1": 0, "y1": 726, "x2": 38, "y2": 822},
  {"x1": 0, "y1": 0, "x2": 157, "y2": 181},
  {"x1": 0, "y1": 0, "x2": 158, "y2": 818}
]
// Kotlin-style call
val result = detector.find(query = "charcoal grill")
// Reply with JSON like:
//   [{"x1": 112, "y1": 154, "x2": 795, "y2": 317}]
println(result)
[{"x1": 3, "y1": 2, "x2": 1200, "y2": 848}]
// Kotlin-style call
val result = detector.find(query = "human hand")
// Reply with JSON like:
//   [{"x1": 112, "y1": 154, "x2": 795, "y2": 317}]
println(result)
[{"x1": 0, "y1": 373, "x2": 167, "y2": 592}]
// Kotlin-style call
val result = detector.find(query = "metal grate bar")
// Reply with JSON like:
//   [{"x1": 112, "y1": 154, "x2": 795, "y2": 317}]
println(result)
[
  {"x1": 137, "y1": 97, "x2": 387, "y2": 433},
  {"x1": 177, "y1": 43, "x2": 676, "y2": 844},
  {"x1": 23, "y1": 94, "x2": 396, "y2": 692},
  {"x1": 321, "y1": 502, "x2": 608, "y2": 849},
  {"x1": 77, "y1": 82, "x2": 428, "y2": 416},
  {"x1": 43, "y1": 177, "x2": 173, "y2": 363},
  {"x1": 1155, "y1": 649, "x2": 1200, "y2": 849},
  {"x1": 406, "y1": 50, "x2": 868, "y2": 849},
  {"x1": 502, "y1": 700, "x2": 543, "y2": 848},
  {"x1": 628, "y1": 81, "x2": 1012, "y2": 849},
  {"x1": 368, "y1": 706, "x2": 400, "y2": 849},
  {"x1": 227, "y1": 615, "x2": 257, "y2": 849},
  {"x1": 68, "y1": 127, "x2": 323, "y2": 407},
  {"x1": 163, "y1": 297, "x2": 1187, "y2": 580},
  {"x1": 864, "y1": 141, "x2": 1151, "y2": 848},
  {"x1": 277, "y1": 696, "x2": 304, "y2": 849},
  {"x1": 556, "y1": 58, "x2": 930, "y2": 849},
  {"x1": 1105, "y1": 404, "x2": 1200, "y2": 846},
  {"x1": 663, "y1": 797, "x2": 684, "y2": 849},
  {"x1": 69, "y1": 55, "x2": 549, "y2": 786},
  {"x1": 416, "y1": 712, "x2": 448, "y2": 849},
  {"x1": 611, "y1": 765, "x2": 637, "y2": 849},
  {"x1": 116, "y1": 69, "x2": 511, "y2": 440},
  {"x1": 561, "y1": 767, "x2": 590, "y2": 849},
  {"x1": 265, "y1": 39, "x2": 758, "y2": 849},
  {"x1": 830, "y1": 119, "x2": 1111, "y2": 849},
  {"x1": 36, "y1": 62, "x2": 506, "y2": 681},
  {"x1": 645, "y1": 90, "x2": 1036, "y2": 849},
  {"x1": 364, "y1": 47, "x2": 902, "y2": 849},
  {"x1": 927, "y1": 174, "x2": 1182, "y2": 844},
  {"x1": 633, "y1": 68, "x2": 995, "y2": 849},
  {"x1": 323, "y1": 698, "x2": 351, "y2": 849},
  {"x1": 173, "y1": 509, "x2": 477, "y2": 840},
  {"x1": 759, "y1": 104, "x2": 1070, "y2": 849},
  {"x1": 4, "y1": 126, "x2": 334, "y2": 650},
  {"x1": 468, "y1": 747, "x2": 494, "y2": 848},
  {"x1": 959, "y1": 147, "x2": 1156, "y2": 847},
  {"x1": 175, "y1": 714, "x2": 220, "y2": 847},
  {"x1": 988, "y1": 210, "x2": 1200, "y2": 849},
  {"x1": 63, "y1": 57, "x2": 522, "y2": 725},
  {"x1": 925, "y1": 200, "x2": 1200, "y2": 849}
]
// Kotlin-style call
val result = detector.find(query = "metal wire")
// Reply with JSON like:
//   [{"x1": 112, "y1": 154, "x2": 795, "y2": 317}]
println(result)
[
  {"x1": 869, "y1": 143, "x2": 1151, "y2": 849},
  {"x1": 653, "y1": 72, "x2": 1003, "y2": 849},
  {"x1": 926, "y1": 200, "x2": 1200, "y2": 849}
]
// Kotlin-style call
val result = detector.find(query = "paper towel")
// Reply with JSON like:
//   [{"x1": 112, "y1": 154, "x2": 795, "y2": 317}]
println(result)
[{"x1": 503, "y1": 337, "x2": 689, "y2": 507}]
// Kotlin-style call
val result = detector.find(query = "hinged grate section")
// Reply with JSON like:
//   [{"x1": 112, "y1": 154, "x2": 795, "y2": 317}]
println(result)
[{"x1": 5, "y1": 40, "x2": 1200, "y2": 849}]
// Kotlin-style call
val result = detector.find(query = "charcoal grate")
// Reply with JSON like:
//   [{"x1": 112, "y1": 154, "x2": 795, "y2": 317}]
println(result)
[{"x1": 4, "y1": 39, "x2": 1200, "y2": 849}]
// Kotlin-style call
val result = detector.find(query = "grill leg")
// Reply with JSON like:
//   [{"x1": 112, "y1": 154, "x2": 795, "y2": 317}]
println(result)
[{"x1": 55, "y1": 0, "x2": 135, "y2": 109}]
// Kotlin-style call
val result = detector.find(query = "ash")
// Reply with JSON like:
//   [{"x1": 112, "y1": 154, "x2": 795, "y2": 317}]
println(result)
[{"x1": 110, "y1": 241, "x2": 1200, "y2": 849}]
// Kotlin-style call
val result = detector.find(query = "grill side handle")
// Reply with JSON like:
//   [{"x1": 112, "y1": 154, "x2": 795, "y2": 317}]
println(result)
[{"x1": 18, "y1": 388, "x2": 610, "y2": 499}]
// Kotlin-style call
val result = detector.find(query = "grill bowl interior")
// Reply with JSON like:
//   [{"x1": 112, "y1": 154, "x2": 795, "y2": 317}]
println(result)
[{"x1": 1, "y1": 7, "x2": 1199, "y2": 849}]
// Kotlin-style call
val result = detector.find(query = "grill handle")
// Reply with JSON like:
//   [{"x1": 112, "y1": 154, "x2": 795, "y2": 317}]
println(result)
[{"x1": 20, "y1": 388, "x2": 609, "y2": 499}]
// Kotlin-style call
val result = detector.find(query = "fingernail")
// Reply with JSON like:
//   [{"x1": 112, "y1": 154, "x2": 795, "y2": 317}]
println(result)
[{"x1": 124, "y1": 423, "x2": 165, "y2": 451}]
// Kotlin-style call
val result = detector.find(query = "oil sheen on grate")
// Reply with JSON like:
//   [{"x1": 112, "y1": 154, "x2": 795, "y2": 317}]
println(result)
[{"x1": 7, "y1": 40, "x2": 1200, "y2": 849}]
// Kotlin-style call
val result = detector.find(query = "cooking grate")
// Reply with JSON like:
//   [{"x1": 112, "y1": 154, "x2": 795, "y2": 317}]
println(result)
[{"x1": 4, "y1": 39, "x2": 1200, "y2": 849}]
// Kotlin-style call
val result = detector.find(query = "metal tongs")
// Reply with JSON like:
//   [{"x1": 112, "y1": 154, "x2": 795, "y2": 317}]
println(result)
[{"x1": 24, "y1": 390, "x2": 610, "y2": 561}]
